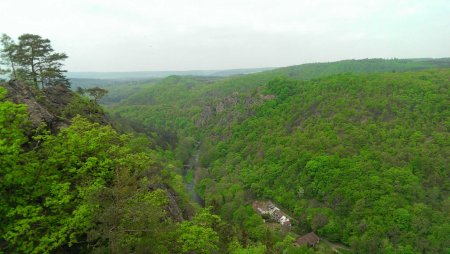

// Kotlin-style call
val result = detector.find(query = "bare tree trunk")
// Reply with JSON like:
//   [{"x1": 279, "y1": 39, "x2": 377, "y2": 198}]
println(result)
[
  {"x1": 31, "y1": 65, "x2": 37, "y2": 86},
  {"x1": 39, "y1": 65, "x2": 44, "y2": 89},
  {"x1": 30, "y1": 47, "x2": 38, "y2": 87},
  {"x1": 8, "y1": 52, "x2": 17, "y2": 79},
  {"x1": 11, "y1": 63, "x2": 16, "y2": 79}
]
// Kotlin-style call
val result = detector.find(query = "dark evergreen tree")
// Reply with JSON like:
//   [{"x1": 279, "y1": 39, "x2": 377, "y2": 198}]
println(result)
[
  {"x1": 13, "y1": 34, "x2": 69, "y2": 88},
  {"x1": 86, "y1": 86, "x2": 108, "y2": 102},
  {"x1": 0, "y1": 34, "x2": 17, "y2": 79}
]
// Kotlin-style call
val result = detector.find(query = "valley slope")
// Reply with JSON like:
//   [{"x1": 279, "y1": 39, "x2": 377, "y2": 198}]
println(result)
[{"x1": 102, "y1": 58, "x2": 450, "y2": 253}]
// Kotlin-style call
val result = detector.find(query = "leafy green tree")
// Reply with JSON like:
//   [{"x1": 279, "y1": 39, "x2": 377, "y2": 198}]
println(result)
[
  {"x1": 178, "y1": 209, "x2": 221, "y2": 254},
  {"x1": 178, "y1": 223, "x2": 219, "y2": 254},
  {"x1": 0, "y1": 112, "x2": 184, "y2": 253},
  {"x1": 1, "y1": 117, "x2": 116, "y2": 253},
  {"x1": 0, "y1": 87, "x2": 29, "y2": 244}
]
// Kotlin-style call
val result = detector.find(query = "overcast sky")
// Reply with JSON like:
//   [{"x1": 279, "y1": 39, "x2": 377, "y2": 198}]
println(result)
[{"x1": 1, "y1": 0, "x2": 449, "y2": 72}]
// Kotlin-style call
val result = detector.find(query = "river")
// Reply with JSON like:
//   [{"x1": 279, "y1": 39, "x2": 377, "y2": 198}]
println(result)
[{"x1": 183, "y1": 148, "x2": 205, "y2": 207}]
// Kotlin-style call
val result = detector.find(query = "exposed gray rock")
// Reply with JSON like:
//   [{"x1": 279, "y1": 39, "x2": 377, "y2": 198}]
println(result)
[
  {"x1": 1, "y1": 80, "x2": 108, "y2": 133},
  {"x1": 42, "y1": 84, "x2": 74, "y2": 116},
  {"x1": 2, "y1": 80, "x2": 58, "y2": 130},
  {"x1": 148, "y1": 182, "x2": 193, "y2": 222}
]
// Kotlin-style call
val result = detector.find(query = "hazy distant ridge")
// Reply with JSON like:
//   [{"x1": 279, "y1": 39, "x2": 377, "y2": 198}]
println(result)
[{"x1": 67, "y1": 67, "x2": 274, "y2": 80}]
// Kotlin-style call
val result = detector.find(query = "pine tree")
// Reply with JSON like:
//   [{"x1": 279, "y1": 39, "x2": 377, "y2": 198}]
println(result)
[
  {"x1": 86, "y1": 87, "x2": 109, "y2": 102},
  {"x1": 0, "y1": 34, "x2": 17, "y2": 79},
  {"x1": 13, "y1": 34, "x2": 69, "y2": 88}
]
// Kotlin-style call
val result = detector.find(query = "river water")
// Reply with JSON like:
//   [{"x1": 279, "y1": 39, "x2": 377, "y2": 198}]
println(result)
[{"x1": 183, "y1": 149, "x2": 205, "y2": 207}]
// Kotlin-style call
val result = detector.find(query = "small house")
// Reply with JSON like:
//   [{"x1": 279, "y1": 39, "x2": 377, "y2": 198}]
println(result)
[
  {"x1": 252, "y1": 201, "x2": 292, "y2": 227},
  {"x1": 294, "y1": 232, "x2": 320, "y2": 247}
]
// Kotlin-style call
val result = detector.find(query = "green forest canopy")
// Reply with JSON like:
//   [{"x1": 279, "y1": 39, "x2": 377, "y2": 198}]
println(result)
[
  {"x1": 1, "y1": 57, "x2": 449, "y2": 253},
  {"x1": 103, "y1": 60, "x2": 449, "y2": 253}
]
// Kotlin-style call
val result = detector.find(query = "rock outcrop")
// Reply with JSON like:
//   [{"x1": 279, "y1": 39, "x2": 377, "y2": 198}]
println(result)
[
  {"x1": 1, "y1": 80, "x2": 106, "y2": 133},
  {"x1": 148, "y1": 183, "x2": 193, "y2": 222},
  {"x1": 196, "y1": 90, "x2": 274, "y2": 128},
  {"x1": 1, "y1": 80, "x2": 68, "y2": 132}
]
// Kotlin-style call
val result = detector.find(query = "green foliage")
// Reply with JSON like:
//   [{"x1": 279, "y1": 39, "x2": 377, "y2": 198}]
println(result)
[
  {"x1": 200, "y1": 69, "x2": 449, "y2": 253},
  {"x1": 0, "y1": 87, "x2": 28, "y2": 161},
  {"x1": 104, "y1": 61, "x2": 450, "y2": 253},
  {"x1": 0, "y1": 106, "x2": 190, "y2": 253},
  {"x1": 0, "y1": 87, "x2": 30, "y2": 249},
  {"x1": 1, "y1": 116, "x2": 121, "y2": 252},
  {"x1": 3, "y1": 58, "x2": 449, "y2": 253},
  {"x1": 61, "y1": 94, "x2": 105, "y2": 123},
  {"x1": 266, "y1": 77, "x2": 298, "y2": 101},
  {"x1": 178, "y1": 209, "x2": 221, "y2": 254},
  {"x1": 105, "y1": 58, "x2": 449, "y2": 159},
  {"x1": 268, "y1": 58, "x2": 442, "y2": 80}
]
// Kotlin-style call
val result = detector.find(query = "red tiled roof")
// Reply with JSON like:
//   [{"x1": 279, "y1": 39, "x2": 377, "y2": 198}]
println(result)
[{"x1": 295, "y1": 232, "x2": 320, "y2": 246}]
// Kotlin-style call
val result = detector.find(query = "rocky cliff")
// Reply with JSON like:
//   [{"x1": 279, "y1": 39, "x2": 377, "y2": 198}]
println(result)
[{"x1": 1, "y1": 80, "x2": 106, "y2": 133}]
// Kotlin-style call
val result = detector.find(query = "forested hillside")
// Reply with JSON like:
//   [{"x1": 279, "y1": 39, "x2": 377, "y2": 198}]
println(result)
[
  {"x1": 106, "y1": 59, "x2": 449, "y2": 137},
  {"x1": 104, "y1": 59, "x2": 450, "y2": 253},
  {"x1": 199, "y1": 69, "x2": 449, "y2": 253},
  {"x1": 1, "y1": 49, "x2": 449, "y2": 253}
]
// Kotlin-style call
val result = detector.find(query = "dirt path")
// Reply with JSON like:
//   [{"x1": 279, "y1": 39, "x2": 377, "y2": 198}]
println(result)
[{"x1": 321, "y1": 239, "x2": 351, "y2": 253}]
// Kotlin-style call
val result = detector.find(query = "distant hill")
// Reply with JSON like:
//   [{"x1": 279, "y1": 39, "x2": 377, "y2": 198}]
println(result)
[
  {"x1": 67, "y1": 67, "x2": 274, "y2": 80},
  {"x1": 267, "y1": 58, "x2": 450, "y2": 80},
  {"x1": 70, "y1": 58, "x2": 450, "y2": 90}
]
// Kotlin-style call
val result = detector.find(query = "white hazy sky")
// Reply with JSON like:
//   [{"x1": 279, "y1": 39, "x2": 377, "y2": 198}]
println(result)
[{"x1": 1, "y1": 0, "x2": 449, "y2": 72}]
